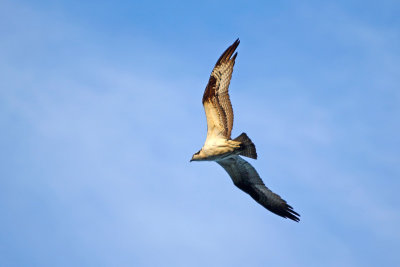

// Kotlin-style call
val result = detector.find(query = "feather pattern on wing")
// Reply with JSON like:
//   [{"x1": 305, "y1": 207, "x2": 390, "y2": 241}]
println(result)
[
  {"x1": 202, "y1": 39, "x2": 239, "y2": 140},
  {"x1": 217, "y1": 156, "x2": 300, "y2": 222}
]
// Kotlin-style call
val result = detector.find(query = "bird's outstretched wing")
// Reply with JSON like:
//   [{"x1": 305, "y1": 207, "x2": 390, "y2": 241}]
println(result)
[
  {"x1": 202, "y1": 39, "x2": 239, "y2": 140},
  {"x1": 217, "y1": 156, "x2": 300, "y2": 222}
]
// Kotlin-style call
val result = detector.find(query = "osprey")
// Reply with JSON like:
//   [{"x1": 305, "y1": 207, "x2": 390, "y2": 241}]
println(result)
[{"x1": 190, "y1": 39, "x2": 300, "y2": 222}]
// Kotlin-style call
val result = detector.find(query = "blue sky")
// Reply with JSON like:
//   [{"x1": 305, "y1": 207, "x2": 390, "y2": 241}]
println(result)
[{"x1": 1, "y1": 0, "x2": 399, "y2": 266}]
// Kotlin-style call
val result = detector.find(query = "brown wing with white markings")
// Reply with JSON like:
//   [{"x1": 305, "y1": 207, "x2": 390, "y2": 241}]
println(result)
[
  {"x1": 217, "y1": 156, "x2": 300, "y2": 222},
  {"x1": 202, "y1": 39, "x2": 239, "y2": 140}
]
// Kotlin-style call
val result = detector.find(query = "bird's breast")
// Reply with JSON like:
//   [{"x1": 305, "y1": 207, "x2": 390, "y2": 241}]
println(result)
[{"x1": 200, "y1": 139, "x2": 241, "y2": 161}]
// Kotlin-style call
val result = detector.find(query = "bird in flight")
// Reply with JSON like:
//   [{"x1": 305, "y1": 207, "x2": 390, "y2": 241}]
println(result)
[{"x1": 190, "y1": 39, "x2": 300, "y2": 222}]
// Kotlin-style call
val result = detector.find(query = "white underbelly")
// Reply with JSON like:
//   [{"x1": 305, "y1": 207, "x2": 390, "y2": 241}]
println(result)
[{"x1": 202, "y1": 138, "x2": 240, "y2": 160}]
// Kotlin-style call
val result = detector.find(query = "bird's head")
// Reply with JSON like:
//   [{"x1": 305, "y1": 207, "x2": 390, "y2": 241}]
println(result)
[{"x1": 190, "y1": 150, "x2": 202, "y2": 162}]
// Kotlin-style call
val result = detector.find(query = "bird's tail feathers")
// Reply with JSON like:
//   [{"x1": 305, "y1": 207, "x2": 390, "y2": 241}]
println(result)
[{"x1": 234, "y1": 133, "x2": 257, "y2": 159}]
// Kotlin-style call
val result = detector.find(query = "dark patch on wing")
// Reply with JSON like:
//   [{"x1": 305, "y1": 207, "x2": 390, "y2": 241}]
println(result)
[{"x1": 202, "y1": 76, "x2": 217, "y2": 104}]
